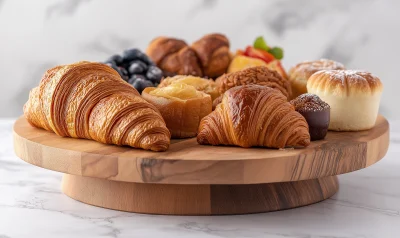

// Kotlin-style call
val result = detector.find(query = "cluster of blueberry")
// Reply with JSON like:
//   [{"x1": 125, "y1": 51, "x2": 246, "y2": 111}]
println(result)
[{"x1": 104, "y1": 49, "x2": 163, "y2": 93}]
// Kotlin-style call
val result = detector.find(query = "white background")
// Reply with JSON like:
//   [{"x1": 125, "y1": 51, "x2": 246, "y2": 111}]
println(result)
[{"x1": 0, "y1": 0, "x2": 399, "y2": 118}]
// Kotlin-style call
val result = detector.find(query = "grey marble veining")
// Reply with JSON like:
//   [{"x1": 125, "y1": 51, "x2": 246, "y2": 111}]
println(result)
[
  {"x1": 0, "y1": 119, "x2": 400, "y2": 238},
  {"x1": 0, "y1": 0, "x2": 399, "y2": 119}
]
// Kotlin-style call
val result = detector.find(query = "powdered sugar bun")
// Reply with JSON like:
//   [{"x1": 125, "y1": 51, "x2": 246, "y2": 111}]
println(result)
[{"x1": 307, "y1": 70, "x2": 383, "y2": 131}]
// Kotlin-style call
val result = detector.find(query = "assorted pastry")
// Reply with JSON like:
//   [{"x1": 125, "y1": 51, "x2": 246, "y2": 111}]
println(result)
[
  {"x1": 289, "y1": 59, "x2": 345, "y2": 99},
  {"x1": 146, "y1": 33, "x2": 231, "y2": 78},
  {"x1": 142, "y1": 81, "x2": 212, "y2": 138},
  {"x1": 307, "y1": 70, "x2": 383, "y2": 131},
  {"x1": 197, "y1": 85, "x2": 310, "y2": 149},
  {"x1": 215, "y1": 66, "x2": 292, "y2": 99},
  {"x1": 290, "y1": 94, "x2": 330, "y2": 141},
  {"x1": 24, "y1": 62, "x2": 170, "y2": 151},
  {"x1": 158, "y1": 75, "x2": 220, "y2": 101},
  {"x1": 23, "y1": 33, "x2": 384, "y2": 152}
]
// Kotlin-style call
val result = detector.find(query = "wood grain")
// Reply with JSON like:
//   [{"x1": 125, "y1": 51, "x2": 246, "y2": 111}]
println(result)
[
  {"x1": 62, "y1": 174, "x2": 338, "y2": 215},
  {"x1": 14, "y1": 116, "x2": 389, "y2": 184}
]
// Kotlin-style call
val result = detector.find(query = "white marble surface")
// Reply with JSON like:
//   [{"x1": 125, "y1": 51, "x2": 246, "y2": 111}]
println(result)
[
  {"x1": 0, "y1": 119, "x2": 399, "y2": 238},
  {"x1": 0, "y1": 0, "x2": 400, "y2": 119}
]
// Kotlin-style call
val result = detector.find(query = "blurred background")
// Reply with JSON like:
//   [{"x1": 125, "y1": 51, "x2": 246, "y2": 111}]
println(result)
[{"x1": 0, "y1": 0, "x2": 398, "y2": 118}]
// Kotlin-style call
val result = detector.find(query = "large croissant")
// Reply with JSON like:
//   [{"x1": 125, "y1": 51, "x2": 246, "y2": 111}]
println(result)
[
  {"x1": 24, "y1": 61, "x2": 170, "y2": 151},
  {"x1": 197, "y1": 85, "x2": 310, "y2": 148}
]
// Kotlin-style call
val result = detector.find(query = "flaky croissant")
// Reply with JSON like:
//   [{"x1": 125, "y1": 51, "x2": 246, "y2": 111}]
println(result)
[
  {"x1": 191, "y1": 33, "x2": 231, "y2": 78},
  {"x1": 197, "y1": 85, "x2": 310, "y2": 148},
  {"x1": 146, "y1": 37, "x2": 203, "y2": 77},
  {"x1": 146, "y1": 34, "x2": 231, "y2": 78},
  {"x1": 24, "y1": 61, "x2": 170, "y2": 151}
]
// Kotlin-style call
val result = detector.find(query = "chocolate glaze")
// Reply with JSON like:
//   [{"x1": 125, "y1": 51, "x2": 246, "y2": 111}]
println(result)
[
  {"x1": 290, "y1": 93, "x2": 330, "y2": 141},
  {"x1": 300, "y1": 110, "x2": 330, "y2": 140}
]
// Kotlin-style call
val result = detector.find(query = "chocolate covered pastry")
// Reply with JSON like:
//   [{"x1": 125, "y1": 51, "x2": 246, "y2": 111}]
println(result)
[{"x1": 290, "y1": 93, "x2": 330, "y2": 141}]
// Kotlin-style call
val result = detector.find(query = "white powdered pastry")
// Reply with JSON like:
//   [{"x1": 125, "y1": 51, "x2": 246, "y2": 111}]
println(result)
[{"x1": 307, "y1": 70, "x2": 383, "y2": 131}]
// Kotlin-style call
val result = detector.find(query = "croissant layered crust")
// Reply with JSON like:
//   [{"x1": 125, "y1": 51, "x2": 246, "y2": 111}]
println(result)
[
  {"x1": 191, "y1": 33, "x2": 231, "y2": 78},
  {"x1": 146, "y1": 33, "x2": 231, "y2": 78},
  {"x1": 197, "y1": 85, "x2": 310, "y2": 148},
  {"x1": 24, "y1": 61, "x2": 170, "y2": 151},
  {"x1": 146, "y1": 37, "x2": 203, "y2": 77}
]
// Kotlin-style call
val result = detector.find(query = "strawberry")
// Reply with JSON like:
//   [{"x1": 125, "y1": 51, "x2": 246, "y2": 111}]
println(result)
[{"x1": 244, "y1": 46, "x2": 275, "y2": 64}]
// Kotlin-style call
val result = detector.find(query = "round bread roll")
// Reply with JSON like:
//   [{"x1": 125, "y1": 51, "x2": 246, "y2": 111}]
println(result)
[
  {"x1": 289, "y1": 59, "x2": 345, "y2": 99},
  {"x1": 307, "y1": 70, "x2": 383, "y2": 131}
]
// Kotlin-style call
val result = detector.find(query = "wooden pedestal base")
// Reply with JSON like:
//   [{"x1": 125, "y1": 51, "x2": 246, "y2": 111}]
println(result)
[{"x1": 61, "y1": 174, "x2": 339, "y2": 215}]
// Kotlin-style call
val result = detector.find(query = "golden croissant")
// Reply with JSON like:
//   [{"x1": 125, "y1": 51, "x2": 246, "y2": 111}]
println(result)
[
  {"x1": 23, "y1": 61, "x2": 170, "y2": 151},
  {"x1": 197, "y1": 85, "x2": 310, "y2": 148}
]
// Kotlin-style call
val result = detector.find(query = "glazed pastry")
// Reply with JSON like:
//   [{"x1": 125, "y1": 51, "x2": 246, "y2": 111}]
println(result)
[
  {"x1": 289, "y1": 59, "x2": 345, "y2": 98},
  {"x1": 191, "y1": 33, "x2": 231, "y2": 78},
  {"x1": 158, "y1": 75, "x2": 220, "y2": 101},
  {"x1": 146, "y1": 37, "x2": 203, "y2": 76},
  {"x1": 290, "y1": 94, "x2": 330, "y2": 141},
  {"x1": 142, "y1": 83, "x2": 212, "y2": 138},
  {"x1": 197, "y1": 85, "x2": 310, "y2": 149},
  {"x1": 23, "y1": 61, "x2": 170, "y2": 152},
  {"x1": 307, "y1": 70, "x2": 383, "y2": 131},
  {"x1": 215, "y1": 66, "x2": 292, "y2": 99}
]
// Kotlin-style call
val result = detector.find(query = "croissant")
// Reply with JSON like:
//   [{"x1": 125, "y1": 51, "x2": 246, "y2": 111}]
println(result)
[
  {"x1": 191, "y1": 33, "x2": 231, "y2": 78},
  {"x1": 146, "y1": 37, "x2": 203, "y2": 77},
  {"x1": 197, "y1": 85, "x2": 310, "y2": 148},
  {"x1": 24, "y1": 61, "x2": 170, "y2": 152}
]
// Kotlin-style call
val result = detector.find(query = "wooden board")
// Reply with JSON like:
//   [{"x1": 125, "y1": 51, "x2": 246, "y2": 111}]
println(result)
[
  {"x1": 62, "y1": 174, "x2": 339, "y2": 215},
  {"x1": 13, "y1": 116, "x2": 389, "y2": 184}
]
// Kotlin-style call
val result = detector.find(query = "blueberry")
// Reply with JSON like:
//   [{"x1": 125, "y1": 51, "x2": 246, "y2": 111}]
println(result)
[
  {"x1": 110, "y1": 64, "x2": 123, "y2": 75},
  {"x1": 117, "y1": 67, "x2": 128, "y2": 81},
  {"x1": 131, "y1": 76, "x2": 154, "y2": 93},
  {"x1": 128, "y1": 60, "x2": 148, "y2": 75},
  {"x1": 122, "y1": 48, "x2": 155, "y2": 65},
  {"x1": 104, "y1": 62, "x2": 115, "y2": 67},
  {"x1": 128, "y1": 74, "x2": 146, "y2": 84},
  {"x1": 140, "y1": 54, "x2": 155, "y2": 66},
  {"x1": 122, "y1": 49, "x2": 143, "y2": 62},
  {"x1": 119, "y1": 67, "x2": 128, "y2": 76},
  {"x1": 146, "y1": 66, "x2": 163, "y2": 84},
  {"x1": 107, "y1": 54, "x2": 123, "y2": 65}
]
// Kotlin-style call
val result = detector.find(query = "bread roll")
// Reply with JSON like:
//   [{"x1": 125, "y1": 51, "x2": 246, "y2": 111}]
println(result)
[
  {"x1": 307, "y1": 70, "x2": 383, "y2": 131},
  {"x1": 289, "y1": 59, "x2": 345, "y2": 98}
]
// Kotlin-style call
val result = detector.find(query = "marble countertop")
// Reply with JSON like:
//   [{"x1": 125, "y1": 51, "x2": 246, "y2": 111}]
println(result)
[{"x1": 1, "y1": 119, "x2": 400, "y2": 238}]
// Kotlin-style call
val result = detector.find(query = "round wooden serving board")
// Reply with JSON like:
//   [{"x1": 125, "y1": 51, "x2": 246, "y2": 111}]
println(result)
[{"x1": 13, "y1": 116, "x2": 389, "y2": 215}]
